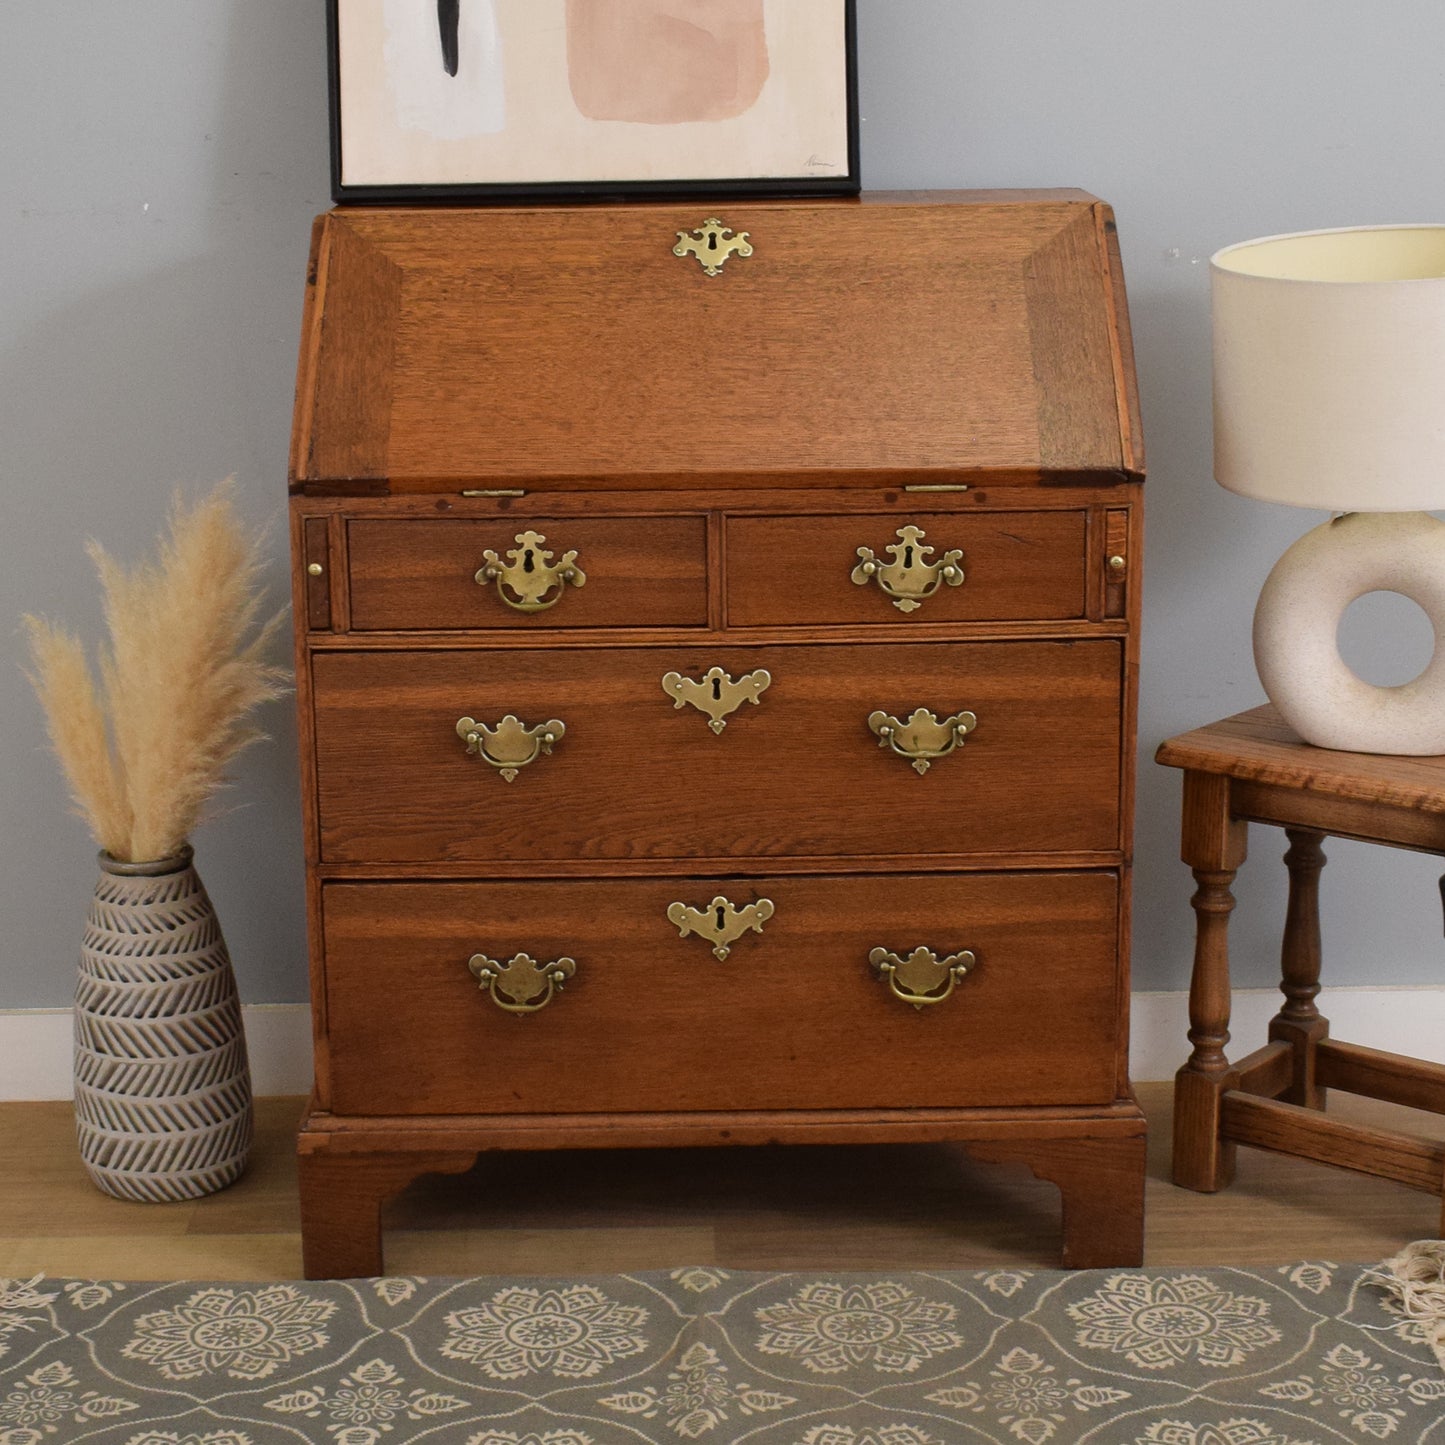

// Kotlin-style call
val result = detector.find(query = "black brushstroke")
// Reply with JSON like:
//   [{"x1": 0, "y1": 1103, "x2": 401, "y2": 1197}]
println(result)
[{"x1": 438, "y1": 0, "x2": 460, "y2": 76}]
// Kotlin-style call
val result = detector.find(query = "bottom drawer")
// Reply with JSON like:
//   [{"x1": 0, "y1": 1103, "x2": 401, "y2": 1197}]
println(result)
[{"x1": 321, "y1": 872, "x2": 1123, "y2": 1116}]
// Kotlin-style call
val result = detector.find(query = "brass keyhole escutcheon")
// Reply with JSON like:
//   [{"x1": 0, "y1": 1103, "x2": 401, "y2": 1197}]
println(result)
[
  {"x1": 870, "y1": 946, "x2": 976, "y2": 1009},
  {"x1": 668, "y1": 896, "x2": 774, "y2": 960},
  {"x1": 868, "y1": 708, "x2": 977, "y2": 774},
  {"x1": 674, "y1": 218, "x2": 753, "y2": 277},
  {"x1": 852, "y1": 525, "x2": 965, "y2": 613},
  {"x1": 469, "y1": 952, "x2": 576, "y2": 1014},
  {"x1": 475, "y1": 530, "x2": 586, "y2": 613},
  {"x1": 661, "y1": 666, "x2": 771, "y2": 733}
]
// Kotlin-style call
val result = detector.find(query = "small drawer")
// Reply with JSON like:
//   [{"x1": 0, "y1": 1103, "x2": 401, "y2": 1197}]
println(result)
[
  {"x1": 347, "y1": 516, "x2": 708, "y2": 630},
  {"x1": 321, "y1": 871, "x2": 1122, "y2": 1116},
  {"x1": 726, "y1": 510, "x2": 1087, "y2": 626},
  {"x1": 312, "y1": 639, "x2": 1122, "y2": 864}
]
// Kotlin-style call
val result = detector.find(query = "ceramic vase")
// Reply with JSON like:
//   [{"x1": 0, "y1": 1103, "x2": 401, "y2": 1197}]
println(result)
[{"x1": 73, "y1": 846, "x2": 252, "y2": 1201}]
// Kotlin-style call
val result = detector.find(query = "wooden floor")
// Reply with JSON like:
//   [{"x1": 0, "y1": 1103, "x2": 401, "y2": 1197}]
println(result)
[{"x1": 1, "y1": 1084, "x2": 1439, "y2": 1280}]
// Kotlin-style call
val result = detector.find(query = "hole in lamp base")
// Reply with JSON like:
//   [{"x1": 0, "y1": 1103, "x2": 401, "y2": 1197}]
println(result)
[{"x1": 1337, "y1": 589, "x2": 1437, "y2": 687}]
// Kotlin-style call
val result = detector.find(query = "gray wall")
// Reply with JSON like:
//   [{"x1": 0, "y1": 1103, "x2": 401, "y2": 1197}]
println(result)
[{"x1": 6, "y1": 1, "x2": 1445, "y2": 1009}]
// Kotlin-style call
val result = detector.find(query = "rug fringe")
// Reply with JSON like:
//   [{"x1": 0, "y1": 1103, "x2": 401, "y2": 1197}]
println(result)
[{"x1": 1370, "y1": 1239, "x2": 1445, "y2": 1369}]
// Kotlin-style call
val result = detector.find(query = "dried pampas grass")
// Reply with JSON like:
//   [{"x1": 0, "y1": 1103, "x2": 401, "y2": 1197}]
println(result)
[{"x1": 23, "y1": 482, "x2": 288, "y2": 863}]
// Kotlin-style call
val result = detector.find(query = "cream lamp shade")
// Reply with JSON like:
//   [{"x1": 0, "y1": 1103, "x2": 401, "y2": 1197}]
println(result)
[{"x1": 1210, "y1": 224, "x2": 1445, "y2": 754}]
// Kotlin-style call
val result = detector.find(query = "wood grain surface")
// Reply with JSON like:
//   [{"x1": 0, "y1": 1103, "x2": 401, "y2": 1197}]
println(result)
[
  {"x1": 348, "y1": 515, "x2": 709, "y2": 630},
  {"x1": 291, "y1": 195, "x2": 1141, "y2": 489},
  {"x1": 319, "y1": 871, "x2": 1122, "y2": 1117},
  {"x1": 288, "y1": 193, "x2": 1147, "y2": 1275},
  {"x1": 311, "y1": 640, "x2": 1123, "y2": 864},
  {"x1": 1157, "y1": 704, "x2": 1445, "y2": 812},
  {"x1": 726, "y1": 509, "x2": 1087, "y2": 626}
]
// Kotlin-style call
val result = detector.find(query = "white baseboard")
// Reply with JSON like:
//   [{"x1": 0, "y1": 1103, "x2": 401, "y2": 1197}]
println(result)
[
  {"x1": 0, "y1": 1005, "x2": 314, "y2": 1102},
  {"x1": 1127, "y1": 985, "x2": 1445, "y2": 1084},
  {"x1": 2, "y1": 990, "x2": 1443, "y2": 1101}
]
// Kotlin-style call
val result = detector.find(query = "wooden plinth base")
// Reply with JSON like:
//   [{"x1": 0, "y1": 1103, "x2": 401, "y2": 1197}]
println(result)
[{"x1": 296, "y1": 1100, "x2": 1147, "y2": 1280}]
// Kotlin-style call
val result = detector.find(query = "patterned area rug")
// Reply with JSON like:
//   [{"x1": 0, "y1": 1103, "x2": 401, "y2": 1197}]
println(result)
[{"x1": 0, "y1": 1263, "x2": 1440, "y2": 1445}]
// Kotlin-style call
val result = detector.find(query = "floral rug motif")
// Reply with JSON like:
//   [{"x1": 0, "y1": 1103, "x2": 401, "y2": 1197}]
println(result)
[{"x1": 0, "y1": 1263, "x2": 1440, "y2": 1444}]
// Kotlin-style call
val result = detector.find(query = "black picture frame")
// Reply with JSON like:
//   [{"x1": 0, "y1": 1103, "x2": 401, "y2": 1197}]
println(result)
[{"x1": 327, "y1": 0, "x2": 859, "y2": 204}]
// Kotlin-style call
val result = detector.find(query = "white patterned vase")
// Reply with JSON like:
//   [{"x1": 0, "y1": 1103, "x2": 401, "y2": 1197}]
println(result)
[{"x1": 73, "y1": 846, "x2": 253, "y2": 1201}]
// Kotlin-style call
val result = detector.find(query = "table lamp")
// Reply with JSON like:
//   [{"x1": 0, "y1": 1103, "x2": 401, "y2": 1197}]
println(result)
[{"x1": 1212, "y1": 224, "x2": 1445, "y2": 754}]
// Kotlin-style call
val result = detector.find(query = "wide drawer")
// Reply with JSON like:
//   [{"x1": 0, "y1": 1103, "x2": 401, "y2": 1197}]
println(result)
[
  {"x1": 321, "y1": 872, "x2": 1122, "y2": 1115},
  {"x1": 727, "y1": 511, "x2": 1088, "y2": 626},
  {"x1": 312, "y1": 640, "x2": 1122, "y2": 863},
  {"x1": 347, "y1": 516, "x2": 709, "y2": 630}
]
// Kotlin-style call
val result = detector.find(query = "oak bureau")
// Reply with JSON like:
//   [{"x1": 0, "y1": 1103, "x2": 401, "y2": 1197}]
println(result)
[{"x1": 288, "y1": 192, "x2": 1147, "y2": 1279}]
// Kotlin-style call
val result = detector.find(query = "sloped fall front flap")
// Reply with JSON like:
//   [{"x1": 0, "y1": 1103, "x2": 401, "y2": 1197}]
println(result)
[{"x1": 291, "y1": 191, "x2": 1142, "y2": 491}]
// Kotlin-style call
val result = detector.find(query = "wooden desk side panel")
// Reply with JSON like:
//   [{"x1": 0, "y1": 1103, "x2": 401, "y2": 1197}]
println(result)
[
  {"x1": 1025, "y1": 210, "x2": 1125, "y2": 471},
  {"x1": 1097, "y1": 205, "x2": 1145, "y2": 477}
]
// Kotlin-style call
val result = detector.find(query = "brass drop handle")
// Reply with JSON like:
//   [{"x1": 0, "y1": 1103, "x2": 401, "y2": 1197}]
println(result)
[
  {"x1": 852, "y1": 525, "x2": 965, "y2": 613},
  {"x1": 475, "y1": 530, "x2": 586, "y2": 613},
  {"x1": 870, "y1": 946, "x2": 976, "y2": 1010},
  {"x1": 469, "y1": 952, "x2": 576, "y2": 1014},
  {"x1": 661, "y1": 666, "x2": 771, "y2": 734},
  {"x1": 667, "y1": 895, "x2": 775, "y2": 960},
  {"x1": 456, "y1": 715, "x2": 565, "y2": 782},
  {"x1": 868, "y1": 708, "x2": 977, "y2": 775}
]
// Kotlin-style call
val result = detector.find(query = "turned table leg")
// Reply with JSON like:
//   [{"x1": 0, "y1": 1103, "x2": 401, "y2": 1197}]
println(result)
[
  {"x1": 1269, "y1": 828, "x2": 1329, "y2": 1109},
  {"x1": 297, "y1": 1145, "x2": 477, "y2": 1279},
  {"x1": 1173, "y1": 772, "x2": 1248, "y2": 1193}
]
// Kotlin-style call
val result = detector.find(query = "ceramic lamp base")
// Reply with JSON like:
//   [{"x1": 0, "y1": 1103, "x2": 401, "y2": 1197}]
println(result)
[{"x1": 1254, "y1": 510, "x2": 1445, "y2": 755}]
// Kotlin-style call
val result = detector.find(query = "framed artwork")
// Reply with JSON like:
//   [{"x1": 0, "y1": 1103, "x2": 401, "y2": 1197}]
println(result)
[{"x1": 327, "y1": 0, "x2": 859, "y2": 202}]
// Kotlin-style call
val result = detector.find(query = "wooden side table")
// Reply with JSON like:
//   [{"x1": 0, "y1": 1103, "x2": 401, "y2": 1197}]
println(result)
[{"x1": 1156, "y1": 705, "x2": 1445, "y2": 1229}]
